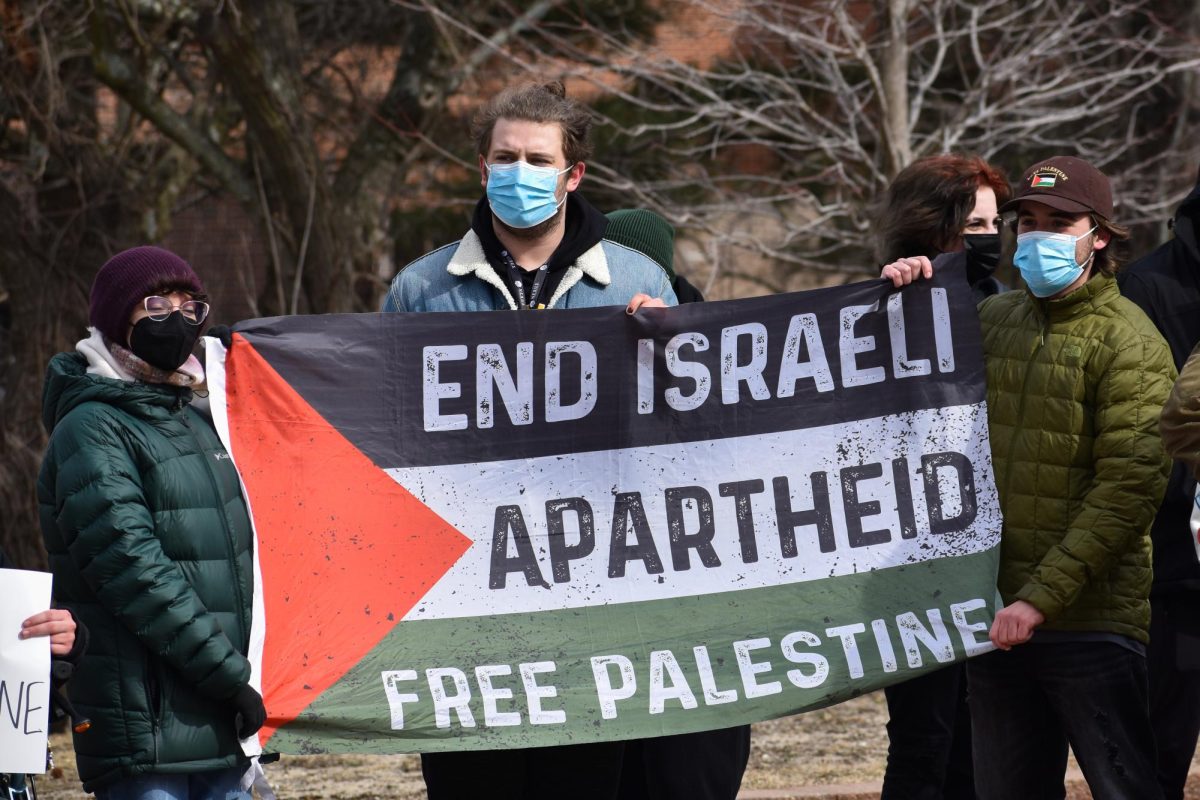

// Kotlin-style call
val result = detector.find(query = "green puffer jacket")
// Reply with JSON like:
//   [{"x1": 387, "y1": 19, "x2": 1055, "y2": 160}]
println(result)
[
  {"x1": 979, "y1": 275, "x2": 1175, "y2": 643},
  {"x1": 38, "y1": 351, "x2": 254, "y2": 792}
]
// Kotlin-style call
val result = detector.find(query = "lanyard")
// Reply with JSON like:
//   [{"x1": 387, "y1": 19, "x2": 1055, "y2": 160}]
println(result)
[{"x1": 501, "y1": 250, "x2": 549, "y2": 310}]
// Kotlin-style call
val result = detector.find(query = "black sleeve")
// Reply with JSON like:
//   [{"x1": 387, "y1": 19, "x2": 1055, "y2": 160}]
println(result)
[
  {"x1": 673, "y1": 275, "x2": 706, "y2": 304},
  {"x1": 1118, "y1": 271, "x2": 1163, "y2": 329}
]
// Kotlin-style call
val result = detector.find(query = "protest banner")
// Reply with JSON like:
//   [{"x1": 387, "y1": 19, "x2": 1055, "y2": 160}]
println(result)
[
  {"x1": 0, "y1": 569, "x2": 52, "y2": 773},
  {"x1": 206, "y1": 265, "x2": 1002, "y2": 755}
]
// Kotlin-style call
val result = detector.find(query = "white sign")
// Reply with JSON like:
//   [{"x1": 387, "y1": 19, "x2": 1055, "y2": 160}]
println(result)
[{"x1": 0, "y1": 568, "x2": 52, "y2": 774}]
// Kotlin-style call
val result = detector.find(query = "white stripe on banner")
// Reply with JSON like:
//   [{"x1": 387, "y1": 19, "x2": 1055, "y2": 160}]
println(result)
[
  {"x1": 205, "y1": 338, "x2": 267, "y2": 757},
  {"x1": 388, "y1": 402, "x2": 1000, "y2": 621}
]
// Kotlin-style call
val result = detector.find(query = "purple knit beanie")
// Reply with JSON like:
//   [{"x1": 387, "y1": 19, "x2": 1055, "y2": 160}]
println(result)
[{"x1": 89, "y1": 246, "x2": 205, "y2": 344}]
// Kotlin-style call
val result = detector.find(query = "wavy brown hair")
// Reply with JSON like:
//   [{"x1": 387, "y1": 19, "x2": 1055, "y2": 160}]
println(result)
[
  {"x1": 1091, "y1": 216, "x2": 1131, "y2": 276},
  {"x1": 875, "y1": 155, "x2": 1012, "y2": 264},
  {"x1": 472, "y1": 81, "x2": 594, "y2": 165}
]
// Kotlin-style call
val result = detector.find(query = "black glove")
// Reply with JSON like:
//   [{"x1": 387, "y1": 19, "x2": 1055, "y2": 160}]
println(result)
[
  {"x1": 231, "y1": 684, "x2": 267, "y2": 739},
  {"x1": 206, "y1": 324, "x2": 233, "y2": 349}
]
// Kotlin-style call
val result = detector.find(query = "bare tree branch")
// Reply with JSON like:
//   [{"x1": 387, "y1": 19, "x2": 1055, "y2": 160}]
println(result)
[
  {"x1": 497, "y1": 0, "x2": 1200, "y2": 289},
  {"x1": 88, "y1": 5, "x2": 254, "y2": 201}
]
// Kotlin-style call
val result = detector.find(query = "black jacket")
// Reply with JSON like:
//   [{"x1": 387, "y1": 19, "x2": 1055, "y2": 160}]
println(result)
[{"x1": 1119, "y1": 177, "x2": 1200, "y2": 593}]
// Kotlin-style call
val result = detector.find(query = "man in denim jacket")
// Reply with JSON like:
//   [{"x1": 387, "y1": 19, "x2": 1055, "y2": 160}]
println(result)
[
  {"x1": 383, "y1": 81, "x2": 675, "y2": 316},
  {"x1": 382, "y1": 81, "x2": 675, "y2": 800}
]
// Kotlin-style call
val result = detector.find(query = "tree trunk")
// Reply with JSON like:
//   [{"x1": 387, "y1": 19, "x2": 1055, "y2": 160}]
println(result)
[
  {"x1": 0, "y1": 23, "x2": 116, "y2": 565},
  {"x1": 882, "y1": 0, "x2": 912, "y2": 175},
  {"x1": 201, "y1": 0, "x2": 352, "y2": 313}
]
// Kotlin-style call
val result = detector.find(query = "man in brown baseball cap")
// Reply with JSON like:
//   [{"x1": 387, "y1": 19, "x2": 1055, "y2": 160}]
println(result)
[
  {"x1": 884, "y1": 153, "x2": 1175, "y2": 799},
  {"x1": 973, "y1": 159, "x2": 1174, "y2": 799},
  {"x1": 998, "y1": 155, "x2": 1125, "y2": 297}
]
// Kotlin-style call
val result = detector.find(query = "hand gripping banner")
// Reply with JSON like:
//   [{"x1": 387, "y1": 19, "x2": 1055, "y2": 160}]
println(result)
[{"x1": 206, "y1": 264, "x2": 1002, "y2": 755}]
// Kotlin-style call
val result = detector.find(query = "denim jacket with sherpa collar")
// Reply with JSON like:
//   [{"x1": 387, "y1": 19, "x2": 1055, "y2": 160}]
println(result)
[{"x1": 383, "y1": 229, "x2": 678, "y2": 313}]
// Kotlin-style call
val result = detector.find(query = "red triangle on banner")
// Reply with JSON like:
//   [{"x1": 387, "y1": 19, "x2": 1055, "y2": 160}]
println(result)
[{"x1": 223, "y1": 333, "x2": 471, "y2": 747}]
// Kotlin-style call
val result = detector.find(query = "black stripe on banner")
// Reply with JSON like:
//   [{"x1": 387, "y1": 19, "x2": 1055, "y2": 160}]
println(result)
[{"x1": 232, "y1": 263, "x2": 985, "y2": 469}]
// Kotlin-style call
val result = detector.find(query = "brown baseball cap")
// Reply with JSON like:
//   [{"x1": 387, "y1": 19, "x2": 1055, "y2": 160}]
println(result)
[{"x1": 999, "y1": 155, "x2": 1113, "y2": 219}]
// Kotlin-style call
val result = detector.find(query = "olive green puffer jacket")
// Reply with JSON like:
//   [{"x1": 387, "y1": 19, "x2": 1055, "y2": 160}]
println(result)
[
  {"x1": 38, "y1": 351, "x2": 254, "y2": 792},
  {"x1": 979, "y1": 275, "x2": 1175, "y2": 643}
]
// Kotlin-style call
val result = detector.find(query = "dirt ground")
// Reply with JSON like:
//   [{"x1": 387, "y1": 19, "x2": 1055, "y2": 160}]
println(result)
[{"x1": 29, "y1": 690, "x2": 1200, "y2": 799}]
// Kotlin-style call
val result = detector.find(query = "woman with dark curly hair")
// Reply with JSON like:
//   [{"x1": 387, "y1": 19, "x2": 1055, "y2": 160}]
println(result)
[
  {"x1": 877, "y1": 154, "x2": 1012, "y2": 305},
  {"x1": 875, "y1": 154, "x2": 1011, "y2": 800}
]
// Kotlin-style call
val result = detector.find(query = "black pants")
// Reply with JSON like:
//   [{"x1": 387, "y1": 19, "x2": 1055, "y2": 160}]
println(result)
[
  {"x1": 968, "y1": 642, "x2": 1162, "y2": 800},
  {"x1": 422, "y1": 741, "x2": 625, "y2": 800},
  {"x1": 1149, "y1": 593, "x2": 1200, "y2": 800},
  {"x1": 616, "y1": 725, "x2": 751, "y2": 800},
  {"x1": 882, "y1": 664, "x2": 975, "y2": 800}
]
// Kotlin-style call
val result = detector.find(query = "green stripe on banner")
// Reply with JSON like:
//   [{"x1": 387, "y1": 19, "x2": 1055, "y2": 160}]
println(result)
[{"x1": 267, "y1": 548, "x2": 1000, "y2": 753}]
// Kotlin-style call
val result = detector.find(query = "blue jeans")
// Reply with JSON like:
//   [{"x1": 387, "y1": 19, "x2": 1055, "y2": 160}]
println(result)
[
  {"x1": 93, "y1": 767, "x2": 250, "y2": 800},
  {"x1": 967, "y1": 642, "x2": 1162, "y2": 800}
]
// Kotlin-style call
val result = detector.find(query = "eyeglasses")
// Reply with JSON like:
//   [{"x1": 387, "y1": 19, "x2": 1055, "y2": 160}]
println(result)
[{"x1": 143, "y1": 295, "x2": 210, "y2": 324}]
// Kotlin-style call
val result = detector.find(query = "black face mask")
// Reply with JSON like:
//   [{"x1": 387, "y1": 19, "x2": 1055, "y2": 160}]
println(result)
[
  {"x1": 963, "y1": 233, "x2": 1002, "y2": 282},
  {"x1": 129, "y1": 312, "x2": 200, "y2": 371}
]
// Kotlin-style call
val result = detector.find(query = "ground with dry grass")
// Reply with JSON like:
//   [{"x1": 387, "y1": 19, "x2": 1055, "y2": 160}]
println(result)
[
  {"x1": 30, "y1": 690, "x2": 1200, "y2": 799},
  {"x1": 32, "y1": 693, "x2": 887, "y2": 799}
]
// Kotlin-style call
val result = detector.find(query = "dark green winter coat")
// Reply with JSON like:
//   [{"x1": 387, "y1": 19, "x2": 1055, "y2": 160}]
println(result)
[
  {"x1": 979, "y1": 275, "x2": 1175, "y2": 643},
  {"x1": 38, "y1": 351, "x2": 254, "y2": 792}
]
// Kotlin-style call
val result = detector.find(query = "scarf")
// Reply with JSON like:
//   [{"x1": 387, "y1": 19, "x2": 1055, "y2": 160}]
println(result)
[{"x1": 76, "y1": 327, "x2": 206, "y2": 388}]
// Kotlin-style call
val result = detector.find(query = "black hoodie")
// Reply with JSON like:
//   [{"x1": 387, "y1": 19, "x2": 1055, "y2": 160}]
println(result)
[
  {"x1": 1120, "y1": 176, "x2": 1200, "y2": 593},
  {"x1": 471, "y1": 193, "x2": 608, "y2": 308}
]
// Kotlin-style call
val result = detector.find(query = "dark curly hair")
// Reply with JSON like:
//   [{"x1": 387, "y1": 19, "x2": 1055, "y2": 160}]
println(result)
[{"x1": 875, "y1": 155, "x2": 1012, "y2": 264}]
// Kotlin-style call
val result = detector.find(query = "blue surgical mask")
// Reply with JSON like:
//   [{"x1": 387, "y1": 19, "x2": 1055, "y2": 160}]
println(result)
[
  {"x1": 1014, "y1": 226, "x2": 1096, "y2": 298},
  {"x1": 486, "y1": 161, "x2": 573, "y2": 229}
]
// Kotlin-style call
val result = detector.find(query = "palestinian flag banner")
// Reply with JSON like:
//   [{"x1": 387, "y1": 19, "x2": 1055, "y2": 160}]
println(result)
[{"x1": 206, "y1": 264, "x2": 1002, "y2": 756}]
